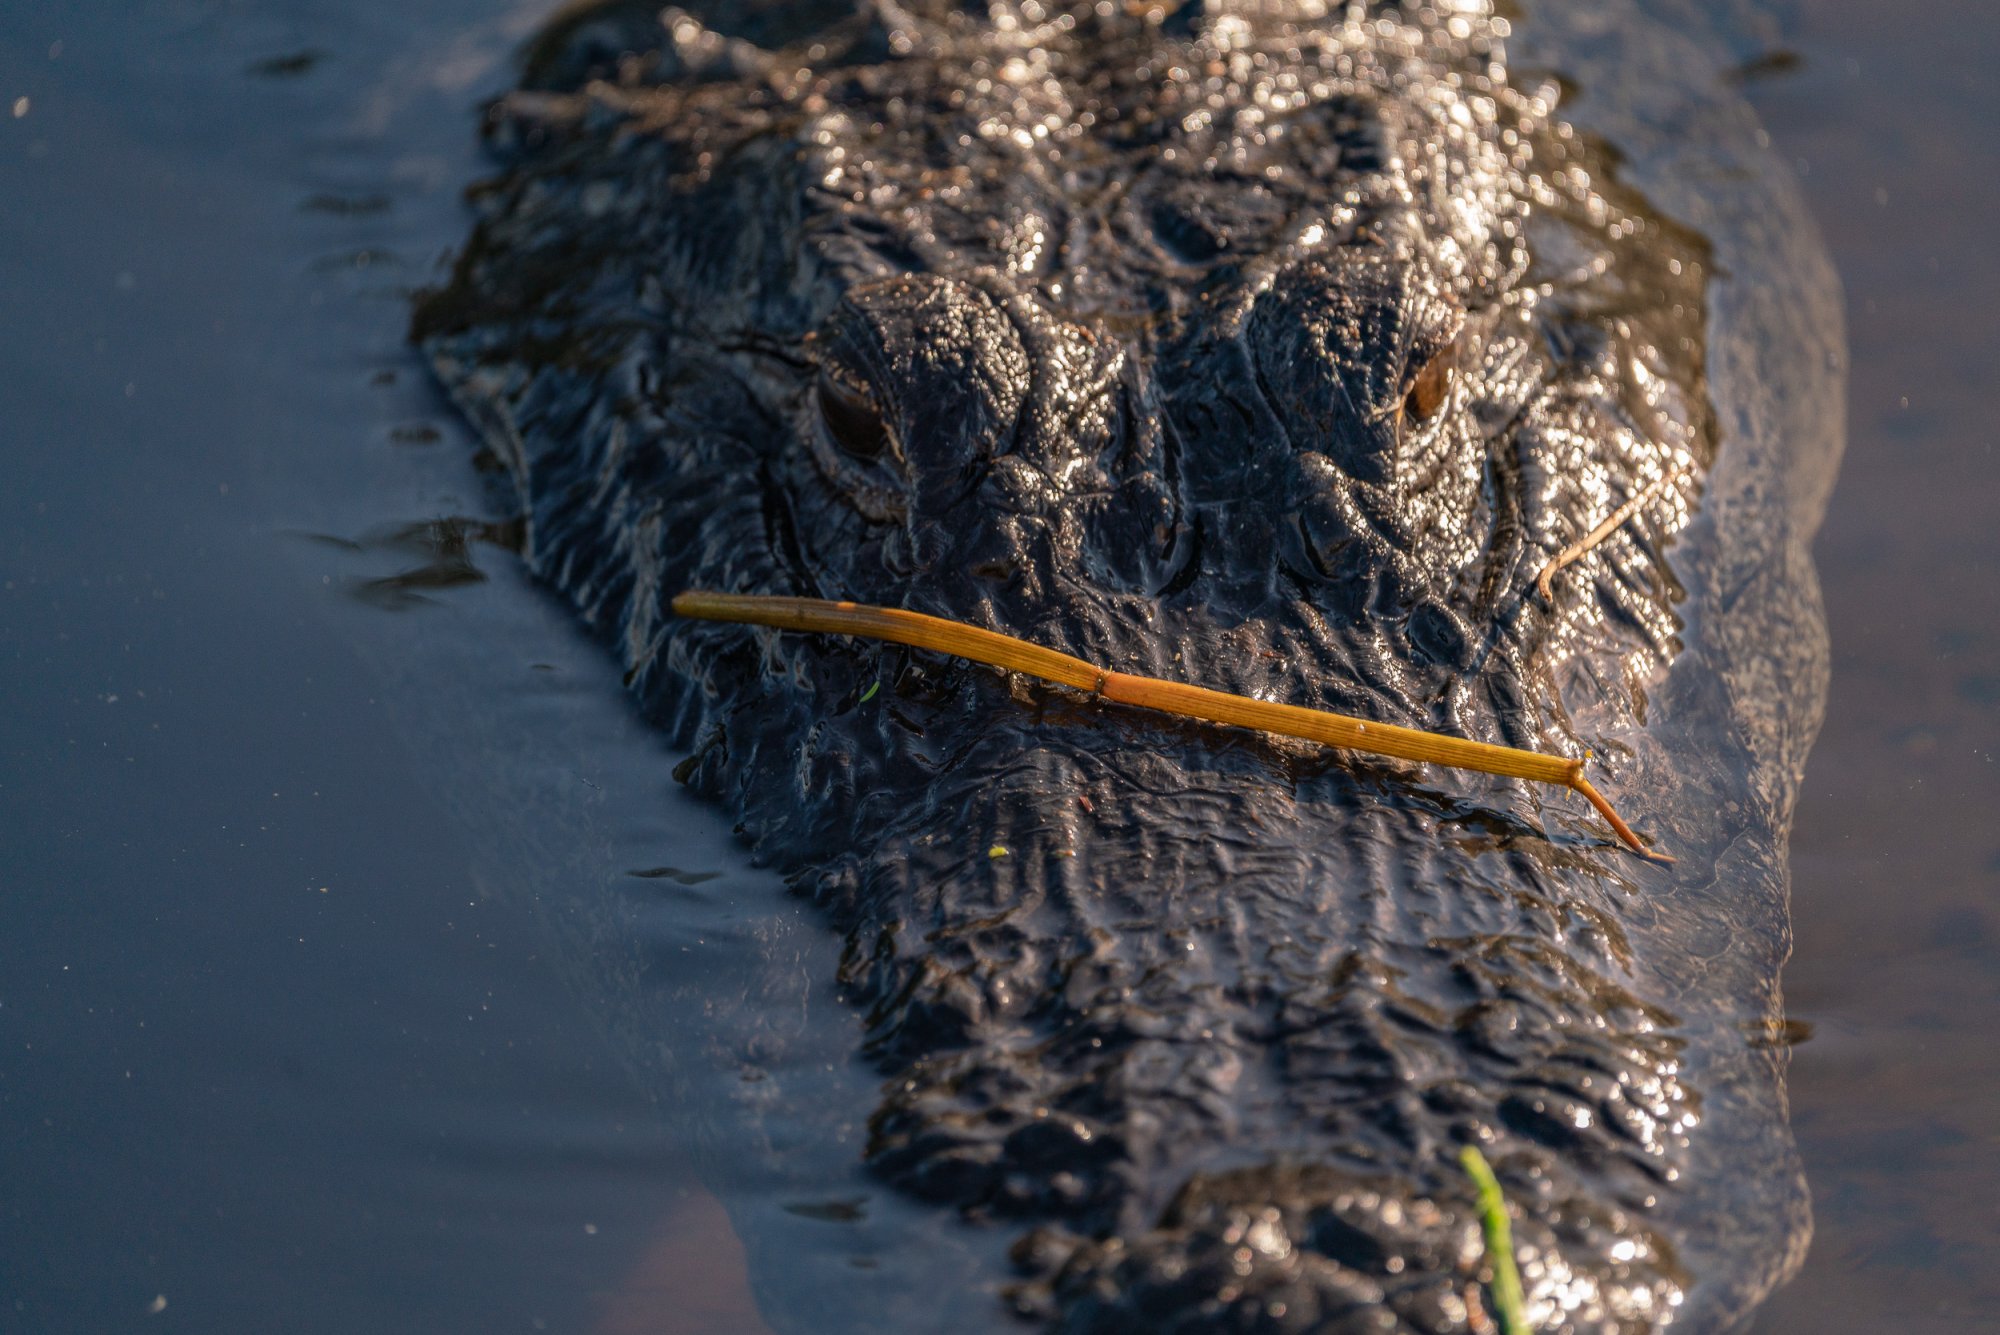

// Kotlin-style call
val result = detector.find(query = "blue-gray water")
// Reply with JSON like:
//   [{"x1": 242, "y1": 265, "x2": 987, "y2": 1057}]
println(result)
[{"x1": 0, "y1": 3, "x2": 1993, "y2": 1331}]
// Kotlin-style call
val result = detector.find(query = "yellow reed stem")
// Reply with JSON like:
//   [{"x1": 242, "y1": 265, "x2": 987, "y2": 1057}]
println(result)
[{"x1": 671, "y1": 591, "x2": 1668, "y2": 861}]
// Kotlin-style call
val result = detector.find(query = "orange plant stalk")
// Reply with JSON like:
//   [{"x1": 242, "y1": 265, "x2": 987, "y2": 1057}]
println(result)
[{"x1": 672, "y1": 591, "x2": 1667, "y2": 862}]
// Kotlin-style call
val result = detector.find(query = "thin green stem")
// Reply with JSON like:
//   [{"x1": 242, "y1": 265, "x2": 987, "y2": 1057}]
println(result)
[{"x1": 1460, "y1": 1146, "x2": 1532, "y2": 1335}]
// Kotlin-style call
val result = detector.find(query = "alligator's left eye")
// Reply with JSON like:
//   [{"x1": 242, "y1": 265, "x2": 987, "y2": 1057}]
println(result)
[{"x1": 1405, "y1": 347, "x2": 1455, "y2": 424}]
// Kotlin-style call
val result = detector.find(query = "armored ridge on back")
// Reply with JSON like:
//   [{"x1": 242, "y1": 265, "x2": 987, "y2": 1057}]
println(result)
[{"x1": 416, "y1": 1, "x2": 1840, "y2": 1330}]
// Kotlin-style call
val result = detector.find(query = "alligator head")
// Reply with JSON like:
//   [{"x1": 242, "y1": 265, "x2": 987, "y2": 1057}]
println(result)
[{"x1": 416, "y1": 1, "x2": 1815, "y2": 1329}]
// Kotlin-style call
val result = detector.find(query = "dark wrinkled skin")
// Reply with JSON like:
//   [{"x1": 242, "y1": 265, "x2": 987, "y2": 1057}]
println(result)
[{"x1": 415, "y1": 1, "x2": 1842, "y2": 1329}]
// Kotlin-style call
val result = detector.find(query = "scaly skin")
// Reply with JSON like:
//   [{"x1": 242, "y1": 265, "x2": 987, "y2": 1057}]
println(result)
[{"x1": 414, "y1": 1, "x2": 1841, "y2": 1329}]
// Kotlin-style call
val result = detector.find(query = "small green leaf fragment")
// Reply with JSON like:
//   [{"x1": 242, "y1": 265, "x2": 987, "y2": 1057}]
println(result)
[
  {"x1": 1460, "y1": 1146, "x2": 1531, "y2": 1335},
  {"x1": 988, "y1": 845, "x2": 1008, "y2": 859},
  {"x1": 858, "y1": 682, "x2": 880, "y2": 704}
]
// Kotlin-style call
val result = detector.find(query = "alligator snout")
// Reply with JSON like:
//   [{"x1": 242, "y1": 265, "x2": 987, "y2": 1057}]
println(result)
[
  {"x1": 1018, "y1": 1156, "x2": 1682, "y2": 1334},
  {"x1": 785, "y1": 735, "x2": 1688, "y2": 1331}
]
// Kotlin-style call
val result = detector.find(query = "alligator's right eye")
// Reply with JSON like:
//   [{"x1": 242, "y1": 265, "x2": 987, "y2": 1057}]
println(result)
[
  {"x1": 1404, "y1": 345, "x2": 1456, "y2": 425},
  {"x1": 814, "y1": 369, "x2": 889, "y2": 461}
]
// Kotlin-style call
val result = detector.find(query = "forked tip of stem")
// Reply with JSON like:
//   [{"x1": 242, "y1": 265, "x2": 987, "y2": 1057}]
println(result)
[{"x1": 1572, "y1": 777, "x2": 1674, "y2": 864}]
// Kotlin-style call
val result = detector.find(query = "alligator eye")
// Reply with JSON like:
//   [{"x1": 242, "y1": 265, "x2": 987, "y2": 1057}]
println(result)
[
  {"x1": 1405, "y1": 349, "x2": 1455, "y2": 424},
  {"x1": 814, "y1": 369, "x2": 889, "y2": 461}
]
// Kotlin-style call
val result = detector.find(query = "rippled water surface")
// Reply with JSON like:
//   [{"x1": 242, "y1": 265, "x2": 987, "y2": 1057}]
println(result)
[{"x1": 1, "y1": 2, "x2": 1993, "y2": 1331}]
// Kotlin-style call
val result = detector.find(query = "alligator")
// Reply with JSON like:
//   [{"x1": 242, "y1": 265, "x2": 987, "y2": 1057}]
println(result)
[{"x1": 412, "y1": 0, "x2": 1843, "y2": 1329}]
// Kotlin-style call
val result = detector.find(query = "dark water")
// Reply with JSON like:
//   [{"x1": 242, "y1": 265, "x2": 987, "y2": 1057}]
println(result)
[
  {"x1": 1740, "y1": 3, "x2": 2000, "y2": 1329},
  {"x1": 0, "y1": 3, "x2": 1992, "y2": 1332},
  {"x1": 1, "y1": 4, "x2": 770, "y2": 1331}
]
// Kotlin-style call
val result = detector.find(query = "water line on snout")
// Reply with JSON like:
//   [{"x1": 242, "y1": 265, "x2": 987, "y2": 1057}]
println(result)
[{"x1": 671, "y1": 591, "x2": 1669, "y2": 862}]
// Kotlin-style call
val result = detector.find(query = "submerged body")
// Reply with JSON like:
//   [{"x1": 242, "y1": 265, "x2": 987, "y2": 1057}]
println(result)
[{"x1": 417, "y1": 1, "x2": 1842, "y2": 1329}]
